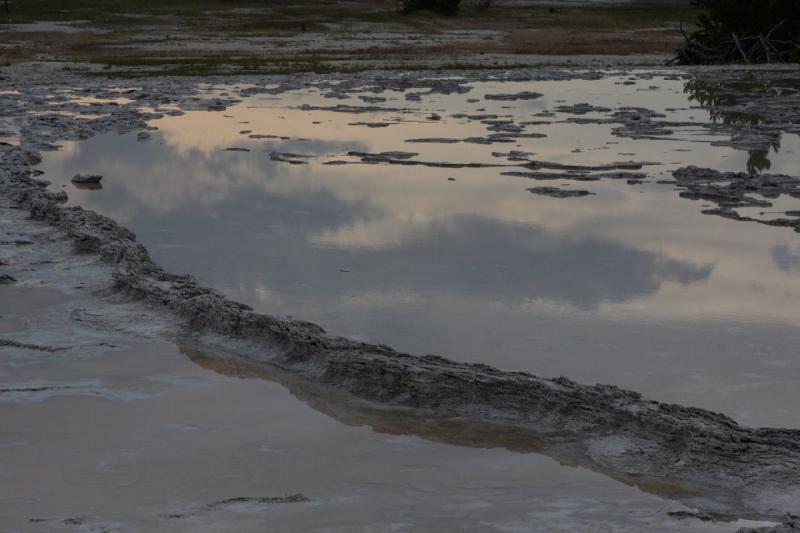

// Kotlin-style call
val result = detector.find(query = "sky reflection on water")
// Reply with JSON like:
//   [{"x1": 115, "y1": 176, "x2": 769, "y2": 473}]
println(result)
[{"x1": 38, "y1": 73, "x2": 800, "y2": 427}]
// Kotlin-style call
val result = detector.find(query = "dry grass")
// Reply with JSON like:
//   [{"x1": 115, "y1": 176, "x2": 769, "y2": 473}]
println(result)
[
  {"x1": 505, "y1": 28, "x2": 684, "y2": 56},
  {"x1": 0, "y1": 30, "x2": 132, "y2": 64}
]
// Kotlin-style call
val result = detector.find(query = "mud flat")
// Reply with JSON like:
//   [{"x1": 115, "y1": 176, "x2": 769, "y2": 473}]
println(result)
[{"x1": 3, "y1": 64, "x2": 800, "y2": 530}]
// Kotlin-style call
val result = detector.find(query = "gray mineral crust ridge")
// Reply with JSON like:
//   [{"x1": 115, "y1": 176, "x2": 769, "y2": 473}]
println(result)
[
  {"x1": 2, "y1": 65, "x2": 800, "y2": 531},
  {"x1": 674, "y1": 166, "x2": 800, "y2": 233}
]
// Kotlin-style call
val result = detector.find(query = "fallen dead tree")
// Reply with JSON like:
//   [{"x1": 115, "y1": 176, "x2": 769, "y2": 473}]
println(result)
[
  {"x1": 674, "y1": 0, "x2": 800, "y2": 65},
  {"x1": 675, "y1": 22, "x2": 800, "y2": 64}
]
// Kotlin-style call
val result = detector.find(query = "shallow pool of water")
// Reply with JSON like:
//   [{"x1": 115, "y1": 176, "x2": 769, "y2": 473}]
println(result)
[
  {"x1": 0, "y1": 285, "x2": 766, "y2": 532},
  {"x1": 38, "y1": 72, "x2": 800, "y2": 428}
]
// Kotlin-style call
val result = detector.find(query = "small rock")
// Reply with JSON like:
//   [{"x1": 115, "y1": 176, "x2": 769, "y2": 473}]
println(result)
[
  {"x1": 270, "y1": 152, "x2": 310, "y2": 164},
  {"x1": 528, "y1": 187, "x2": 595, "y2": 198},
  {"x1": 485, "y1": 91, "x2": 543, "y2": 101},
  {"x1": 359, "y1": 96, "x2": 386, "y2": 104},
  {"x1": 404, "y1": 138, "x2": 461, "y2": 144},
  {"x1": 348, "y1": 122, "x2": 391, "y2": 128},
  {"x1": 71, "y1": 174, "x2": 102, "y2": 184},
  {"x1": 667, "y1": 511, "x2": 716, "y2": 522}
]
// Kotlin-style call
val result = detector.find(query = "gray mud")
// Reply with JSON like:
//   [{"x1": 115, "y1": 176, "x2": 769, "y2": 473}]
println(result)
[
  {"x1": 3, "y1": 65, "x2": 800, "y2": 529},
  {"x1": 674, "y1": 166, "x2": 800, "y2": 232}
]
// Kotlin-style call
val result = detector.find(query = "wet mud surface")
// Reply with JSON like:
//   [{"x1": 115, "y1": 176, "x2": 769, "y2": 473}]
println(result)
[{"x1": 2, "y1": 64, "x2": 800, "y2": 530}]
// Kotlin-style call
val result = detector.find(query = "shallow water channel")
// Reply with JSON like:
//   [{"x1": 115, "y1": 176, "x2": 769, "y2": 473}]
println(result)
[{"x1": 17, "y1": 70, "x2": 800, "y2": 530}]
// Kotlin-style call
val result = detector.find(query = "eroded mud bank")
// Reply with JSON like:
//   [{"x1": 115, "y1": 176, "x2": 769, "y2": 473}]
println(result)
[{"x1": 2, "y1": 65, "x2": 800, "y2": 529}]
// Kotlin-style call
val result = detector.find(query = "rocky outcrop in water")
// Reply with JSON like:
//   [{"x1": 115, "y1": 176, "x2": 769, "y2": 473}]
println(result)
[{"x1": 674, "y1": 166, "x2": 800, "y2": 232}]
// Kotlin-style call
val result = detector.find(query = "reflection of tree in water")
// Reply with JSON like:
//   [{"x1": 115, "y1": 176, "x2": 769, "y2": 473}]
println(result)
[
  {"x1": 744, "y1": 148, "x2": 774, "y2": 175},
  {"x1": 684, "y1": 77, "x2": 791, "y2": 175}
]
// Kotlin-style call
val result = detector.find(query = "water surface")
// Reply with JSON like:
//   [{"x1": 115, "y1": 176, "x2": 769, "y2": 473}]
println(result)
[{"x1": 38, "y1": 72, "x2": 800, "y2": 428}]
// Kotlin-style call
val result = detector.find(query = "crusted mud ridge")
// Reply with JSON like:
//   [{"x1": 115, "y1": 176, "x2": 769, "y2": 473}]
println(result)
[
  {"x1": 674, "y1": 166, "x2": 800, "y2": 232},
  {"x1": 2, "y1": 66, "x2": 800, "y2": 529}
]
